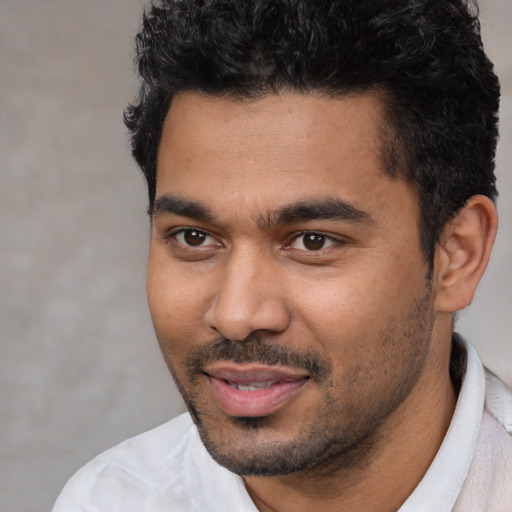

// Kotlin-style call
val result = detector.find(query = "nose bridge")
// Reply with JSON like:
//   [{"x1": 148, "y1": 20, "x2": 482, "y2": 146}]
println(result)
[{"x1": 205, "y1": 244, "x2": 290, "y2": 341}]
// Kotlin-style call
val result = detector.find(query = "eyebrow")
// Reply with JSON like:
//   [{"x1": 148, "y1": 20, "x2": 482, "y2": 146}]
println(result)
[
  {"x1": 267, "y1": 197, "x2": 374, "y2": 226},
  {"x1": 152, "y1": 193, "x2": 373, "y2": 227},
  {"x1": 152, "y1": 194, "x2": 215, "y2": 222}
]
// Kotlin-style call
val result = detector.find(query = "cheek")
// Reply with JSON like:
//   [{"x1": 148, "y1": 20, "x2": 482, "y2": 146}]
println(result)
[
  {"x1": 147, "y1": 255, "x2": 212, "y2": 358},
  {"x1": 293, "y1": 256, "x2": 427, "y2": 356}
]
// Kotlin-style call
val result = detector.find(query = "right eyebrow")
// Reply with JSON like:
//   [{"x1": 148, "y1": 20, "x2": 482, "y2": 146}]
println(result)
[
  {"x1": 152, "y1": 194, "x2": 215, "y2": 223},
  {"x1": 265, "y1": 197, "x2": 374, "y2": 227}
]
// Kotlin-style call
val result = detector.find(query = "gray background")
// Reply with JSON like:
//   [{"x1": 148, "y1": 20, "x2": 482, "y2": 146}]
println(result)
[{"x1": 1, "y1": 1, "x2": 511, "y2": 511}]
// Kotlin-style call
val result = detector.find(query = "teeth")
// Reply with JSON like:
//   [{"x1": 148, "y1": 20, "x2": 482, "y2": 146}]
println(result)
[{"x1": 230, "y1": 381, "x2": 276, "y2": 391}]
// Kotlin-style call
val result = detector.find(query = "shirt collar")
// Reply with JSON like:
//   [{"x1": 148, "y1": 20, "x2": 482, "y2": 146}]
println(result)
[{"x1": 399, "y1": 334, "x2": 485, "y2": 512}]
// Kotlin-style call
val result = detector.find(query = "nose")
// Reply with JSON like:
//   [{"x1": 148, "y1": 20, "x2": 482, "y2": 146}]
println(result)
[{"x1": 204, "y1": 248, "x2": 291, "y2": 341}]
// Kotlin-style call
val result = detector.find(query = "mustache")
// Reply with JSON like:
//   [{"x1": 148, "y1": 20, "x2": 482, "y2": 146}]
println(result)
[{"x1": 184, "y1": 333, "x2": 331, "y2": 380}]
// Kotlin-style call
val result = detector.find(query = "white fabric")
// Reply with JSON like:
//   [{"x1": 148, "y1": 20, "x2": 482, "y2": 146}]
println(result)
[
  {"x1": 52, "y1": 337, "x2": 512, "y2": 512},
  {"x1": 398, "y1": 336, "x2": 512, "y2": 512}
]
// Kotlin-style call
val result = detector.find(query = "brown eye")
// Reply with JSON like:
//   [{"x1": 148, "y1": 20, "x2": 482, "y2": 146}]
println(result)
[
  {"x1": 288, "y1": 232, "x2": 336, "y2": 251},
  {"x1": 169, "y1": 227, "x2": 220, "y2": 257},
  {"x1": 182, "y1": 229, "x2": 207, "y2": 246},
  {"x1": 303, "y1": 233, "x2": 326, "y2": 250}
]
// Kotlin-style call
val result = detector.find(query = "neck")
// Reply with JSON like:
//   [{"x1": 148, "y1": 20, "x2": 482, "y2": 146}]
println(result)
[{"x1": 243, "y1": 334, "x2": 457, "y2": 512}]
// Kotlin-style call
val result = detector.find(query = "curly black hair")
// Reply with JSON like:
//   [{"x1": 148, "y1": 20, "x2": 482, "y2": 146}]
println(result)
[{"x1": 124, "y1": 0, "x2": 499, "y2": 264}]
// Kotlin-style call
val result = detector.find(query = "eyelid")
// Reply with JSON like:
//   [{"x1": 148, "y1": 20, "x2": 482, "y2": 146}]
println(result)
[
  {"x1": 284, "y1": 231, "x2": 346, "y2": 251},
  {"x1": 165, "y1": 226, "x2": 220, "y2": 247},
  {"x1": 161, "y1": 226, "x2": 348, "y2": 252}
]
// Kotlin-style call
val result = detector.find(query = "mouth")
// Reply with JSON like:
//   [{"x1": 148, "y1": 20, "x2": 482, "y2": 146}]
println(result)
[
  {"x1": 227, "y1": 379, "x2": 298, "y2": 391},
  {"x1": 204, "y1": 364, "x2": 310, "y2": 418}
]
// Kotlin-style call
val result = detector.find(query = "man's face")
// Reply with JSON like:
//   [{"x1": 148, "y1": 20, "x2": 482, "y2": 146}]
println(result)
[{"x1": 147, "y1": 91, "x2": 437, "y2": 475}]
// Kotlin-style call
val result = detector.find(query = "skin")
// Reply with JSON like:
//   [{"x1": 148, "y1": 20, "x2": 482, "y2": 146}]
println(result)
[{"x1": 147, "y1": 91, "x2": 497, "y2": 511}]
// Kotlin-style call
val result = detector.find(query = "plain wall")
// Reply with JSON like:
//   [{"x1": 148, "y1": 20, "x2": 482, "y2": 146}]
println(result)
[{"x1": 1, "y1": 1, "x2": 510, "y2": 511}]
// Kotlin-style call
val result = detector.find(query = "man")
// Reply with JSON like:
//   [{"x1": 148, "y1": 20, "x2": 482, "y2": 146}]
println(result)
[{"x1": 53, "y1": 0, "x2": 512, "y2": 510}]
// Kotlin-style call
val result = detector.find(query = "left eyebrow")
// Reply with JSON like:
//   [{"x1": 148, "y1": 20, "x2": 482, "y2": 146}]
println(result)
[
  {"x1": 152, "y1": 194, "x2": 215, "y2": 223},
  {"x1": 264, "y1": 197, "x2": 374, "y2": 226}
]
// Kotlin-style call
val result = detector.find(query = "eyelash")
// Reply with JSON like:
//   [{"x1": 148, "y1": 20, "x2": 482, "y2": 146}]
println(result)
[
  {"x1": 285, "y1": 231, "x2": 341, "y2": 251},
  {"x1": 166, "y1": 227, "x2": 344, "y2": 252},
  {"x1": 166, "y1": 228, "x2": 219, "y2": 248}
]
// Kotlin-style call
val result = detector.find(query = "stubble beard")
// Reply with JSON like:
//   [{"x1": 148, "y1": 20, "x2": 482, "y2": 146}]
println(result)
[{"x1": 162, "y1": 282, "x2": 435, "y2": 478}]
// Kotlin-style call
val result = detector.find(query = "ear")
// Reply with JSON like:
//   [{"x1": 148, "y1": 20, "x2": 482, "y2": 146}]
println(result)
[{"x1": 434, "y1": 195, "x2": 498, "y2": 313}]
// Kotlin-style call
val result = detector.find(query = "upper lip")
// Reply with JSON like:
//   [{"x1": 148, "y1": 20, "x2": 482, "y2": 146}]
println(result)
[{"x1": 204, "y1": 363, "x2": 310, "y2": 384}]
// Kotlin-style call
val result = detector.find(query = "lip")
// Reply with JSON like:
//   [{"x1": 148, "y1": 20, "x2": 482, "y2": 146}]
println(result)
[{"x1": 204, "y1": 363, "x2": 310, "y2": 418}]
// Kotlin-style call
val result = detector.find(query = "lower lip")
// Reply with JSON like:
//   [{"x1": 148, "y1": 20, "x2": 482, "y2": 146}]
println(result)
[{"x1": 208, "y1": 377, "x2": 308, "y2": 417}]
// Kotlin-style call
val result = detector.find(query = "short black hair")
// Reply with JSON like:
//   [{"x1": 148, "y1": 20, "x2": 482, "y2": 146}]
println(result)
[{"x1": 124, "y1": 0, "x2": 499, "y2": 264}]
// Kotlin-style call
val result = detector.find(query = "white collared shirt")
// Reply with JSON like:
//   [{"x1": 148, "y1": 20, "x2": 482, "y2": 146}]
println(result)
[
  {"x1": 400, "y1": 335, "x2": 512, "y2": 511},
  {"x1": 53, "y1": 336, "x2": 512, "y2": 512}
]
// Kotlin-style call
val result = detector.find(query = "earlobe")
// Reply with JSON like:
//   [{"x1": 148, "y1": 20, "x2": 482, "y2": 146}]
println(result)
[{"x1": 434, "y1": 195, "x2": 498, "y2": 313}]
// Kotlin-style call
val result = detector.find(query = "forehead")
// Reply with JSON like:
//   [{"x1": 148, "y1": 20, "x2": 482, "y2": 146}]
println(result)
[
  {"x1": 158, "y1": 91, "x2": 386, "y2": 166},
  {"x1": 155, "y1": 91, "x2": 416, "y2": 227}
]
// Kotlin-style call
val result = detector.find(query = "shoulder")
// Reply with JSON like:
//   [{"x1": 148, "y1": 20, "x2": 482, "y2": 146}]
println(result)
[
  {"x1": 455, "y1": 368, "x2": 512, "y2": 511},
  {"x1": 52, "y1": 413, "x2": 252, "y2": 512},
  {"x1": 484, "y1": 368, "x2": 512, "y2": 435},
  {"x1": 52, "y1": 414, "x2": 194, "y2": 511}
]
